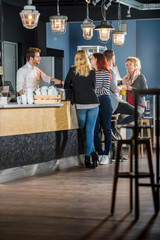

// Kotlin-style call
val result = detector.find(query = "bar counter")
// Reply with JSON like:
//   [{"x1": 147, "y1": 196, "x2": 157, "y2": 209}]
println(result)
[{"x1": 0, "y1": 101, "x2": 84, "y2": 183}]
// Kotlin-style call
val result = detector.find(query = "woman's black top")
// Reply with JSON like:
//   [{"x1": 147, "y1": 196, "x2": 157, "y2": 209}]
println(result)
[{"x1": 64, "y1": 67, "x2": 99, "y2": 104}]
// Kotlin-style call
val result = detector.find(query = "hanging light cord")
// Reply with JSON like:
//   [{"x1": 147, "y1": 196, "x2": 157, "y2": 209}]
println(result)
[
  {"x1": 101, "y1": 1, "x2": 106, "y2": 21},
  {"x1": 57, "y1": 0, "x2": 60, "y2": 15},
  {"x1": 86, "y1": 3, "x2": 89, "y2": 19},
  {"x1": 103, "y1": 0, "x2": 113, "y2": 10},
  {"x1": 27, "y1": 0, "x2": 32, "y2": 5},
  {"x1": 101, "y1": 0, "x2": 113, "y2": 21},
  {"x1": 118, "y1": 3, "x2": 121, "y2": 28}
]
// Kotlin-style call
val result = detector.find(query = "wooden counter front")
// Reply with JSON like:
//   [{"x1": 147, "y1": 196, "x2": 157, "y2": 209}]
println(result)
[
  {"x1": 0, "y1": 101, "x2": 79, "y2": 136},
  {"x1": 0, "y1": 100, "x2": 84, "y2": 175}
]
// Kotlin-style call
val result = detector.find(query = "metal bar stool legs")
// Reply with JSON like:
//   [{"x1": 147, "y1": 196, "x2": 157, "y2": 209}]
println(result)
[
  {"x1": 140, "y1": 138, "x2": 157, "y2": 213},
  {"x1": 110, "y1": 138, "x2": 157, "y2": 216},
  {"x1": 110, "y1": 140, "x2": 121, "y2": 215},
  {"x1": 110, "y1": 139, "x2": 133, "y2": 215}
]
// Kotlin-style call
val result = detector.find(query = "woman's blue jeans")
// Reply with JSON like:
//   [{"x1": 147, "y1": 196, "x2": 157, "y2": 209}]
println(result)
[
  {"x1": 76, "y1": 106, "x2": 99, "y2": 156},
  {"x1": 94, "y1": 95, "x2": 113, "y2": 155}
]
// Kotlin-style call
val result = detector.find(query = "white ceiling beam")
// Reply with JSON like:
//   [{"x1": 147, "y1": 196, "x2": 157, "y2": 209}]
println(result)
[{"x1": 115, "y1": 0, "x2": 160, "y2": 10}]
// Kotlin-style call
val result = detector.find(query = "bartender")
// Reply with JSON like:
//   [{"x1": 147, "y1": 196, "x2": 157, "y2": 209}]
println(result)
[{"x1": 16, "y1": 47, "x2": 63, "y2": 96}]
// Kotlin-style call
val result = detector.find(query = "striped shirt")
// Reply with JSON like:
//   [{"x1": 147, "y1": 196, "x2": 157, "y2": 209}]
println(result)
[{"x1": 95, "y1": 70, "x2": 111, "y2": 96}]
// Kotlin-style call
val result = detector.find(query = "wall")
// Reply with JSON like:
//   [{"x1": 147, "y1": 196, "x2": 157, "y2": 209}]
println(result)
[
  {"x1": 46, "y1": 22, "x2": 70, "y2": 80},
  {"x1": 46, "y1": 19, "x2": 160, "y2": 87},
  {"x1": 136, "y1": 19, "x2": 160, "y2": 88},
  {"x1": 3, "y1": 3, "x2": 36, "y2": 66},
  {"x1": 112, "y1": 20, "x2": 137, "y2": 78},
  {"x1": 2, "y1": 3, "x2": 160, "y2": 87},
  {"x1": 69, "y1": 21, "x2": 112, "y2": 67}
]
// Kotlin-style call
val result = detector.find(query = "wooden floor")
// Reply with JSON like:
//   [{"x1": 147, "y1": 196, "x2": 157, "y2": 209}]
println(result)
[{"x1": 0, "y1": 150, "x2": 160, "y2": 240}]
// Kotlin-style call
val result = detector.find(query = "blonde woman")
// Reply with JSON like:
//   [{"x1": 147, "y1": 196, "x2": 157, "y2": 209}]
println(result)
[
  {"x1": 64, "y1": 50, "x2": 99, "y2": 168},
  {"x1": 121, "y1": 57, "x2": 148, "y2": 114}
]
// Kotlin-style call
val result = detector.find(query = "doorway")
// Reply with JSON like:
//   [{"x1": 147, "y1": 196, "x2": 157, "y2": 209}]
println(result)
[{"x1": 3, "y1": 41, "x2": 18, "y2": 98}]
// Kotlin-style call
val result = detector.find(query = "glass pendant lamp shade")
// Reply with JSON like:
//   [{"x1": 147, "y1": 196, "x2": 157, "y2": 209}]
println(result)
[
  {"x1": 20, "y1": 0, "x2": 40, "y2": 29},
  {"x1": 81, "y1": 19, "x2": 95, "y2": 40},
  {"x1": 112, "y1": 4, "x2": 127, "y2": 46},
  {"x1": 49, "y1": 15, "x2": 68, "y2": 34},
  {"x1": 49, "y1": 0, "x2": 68, "y2": 35},
  {"x1": 112, "y1": 30, "x2": 126, "y2": 45},
  {"x1": 81, "y1": 3, "x2": 95, "y2": 40},
  {"x1": 95, "y1": 21, "x2": 114, "y2": 43}
]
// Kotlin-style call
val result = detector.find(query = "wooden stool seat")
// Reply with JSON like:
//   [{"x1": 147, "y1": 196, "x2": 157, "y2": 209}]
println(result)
[{"x1": 110, "y1": 137, "x2": 157, "y2": 215}]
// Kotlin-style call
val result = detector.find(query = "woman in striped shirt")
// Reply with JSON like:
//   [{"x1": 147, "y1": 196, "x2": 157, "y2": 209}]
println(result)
[{"x1": 90, "y1": 53, "x2": 113, "y2": 165}]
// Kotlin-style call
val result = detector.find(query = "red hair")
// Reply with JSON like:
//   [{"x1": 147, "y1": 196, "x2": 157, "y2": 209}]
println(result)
[{"x1": 93, "y1": 53, "x2": 112, "y2": 81}]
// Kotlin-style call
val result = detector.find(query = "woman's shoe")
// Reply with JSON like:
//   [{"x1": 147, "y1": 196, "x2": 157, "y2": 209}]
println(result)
[
  {"x1": 84, "y1": 156, "x2": 92, "y2": 168},
  {"x1": 91, "y1": 151, "x2": 98, "y2": 168}
]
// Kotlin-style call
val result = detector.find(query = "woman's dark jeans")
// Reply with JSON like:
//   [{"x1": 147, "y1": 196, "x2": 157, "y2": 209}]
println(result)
[{"x1": 94, "y1": 95, "x2": 113, "y2": 155}]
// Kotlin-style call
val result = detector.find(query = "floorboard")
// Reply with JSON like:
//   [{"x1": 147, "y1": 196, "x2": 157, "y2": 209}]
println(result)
[{"x1": 0, "y1": 150, "x2": 159, "y2": 240}]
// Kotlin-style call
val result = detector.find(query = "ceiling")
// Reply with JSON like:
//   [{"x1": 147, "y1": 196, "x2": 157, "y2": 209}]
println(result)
[{"x1": 3, "y1": 0, "x2": 160, "y2": 22}]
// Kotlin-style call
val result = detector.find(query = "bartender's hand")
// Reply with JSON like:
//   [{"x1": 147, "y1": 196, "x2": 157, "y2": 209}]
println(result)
[
  {"x1": 51, "y1": 78, "x2": 64, "y2": 85},
  {"x1": 19, "y1": 89, "x2": 24, "y2": 96}
]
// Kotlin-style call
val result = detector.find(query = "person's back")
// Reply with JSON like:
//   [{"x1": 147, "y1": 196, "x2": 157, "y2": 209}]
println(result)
[
  {"x1": 64, "y1": 67, "x2": 98, "y2": 105},
  {"x1": 64, "y1": 50, "x2": 99, "y2": 169}
]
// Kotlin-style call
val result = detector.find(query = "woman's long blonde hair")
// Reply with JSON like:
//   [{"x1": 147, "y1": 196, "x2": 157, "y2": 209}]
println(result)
[{"x1": 73, "y1": 50, "x2": 91, "y2": 77}]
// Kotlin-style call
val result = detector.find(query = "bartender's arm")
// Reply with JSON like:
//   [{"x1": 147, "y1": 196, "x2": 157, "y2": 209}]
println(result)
[
  {"x1": 40, "y1": 69, "x2": 64, "y2": 85},
  {"x1": 51, "y1": 78, "x2": 64, "y2": 85}
]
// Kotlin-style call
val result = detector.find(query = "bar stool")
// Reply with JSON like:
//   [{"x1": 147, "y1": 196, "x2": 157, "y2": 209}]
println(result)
[
  {"x1": 110, "y1": 137, "x2": 157, "y2": 215},
  {"x1": 129, "y1": 119, "x2": 152, "y2": 158},
  {"x1": 138, "y1": 118, "x2": 152, "y2": 157}
]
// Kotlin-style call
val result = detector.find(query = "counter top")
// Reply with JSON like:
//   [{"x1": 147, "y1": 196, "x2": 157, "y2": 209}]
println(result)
[
  {"x1": 0, "y1": 101, "x2": 79, "y2": 136},
  {"x1": 0, "y1": 103, "x2": 64, "y2": 109}
]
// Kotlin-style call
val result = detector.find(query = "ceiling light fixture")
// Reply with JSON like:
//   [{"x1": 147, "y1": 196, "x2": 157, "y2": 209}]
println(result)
[
  {"x1": 92, "y1": 0, "x2": 101, "y2": 6},
  {"x1": 81, "y1": 3, "x2": 95, "y2": 40},
  {"x1": 49, "y1": 0, "x2": 68, "y2": 35},
  {"x1": 126, "y1": 6, "x2": 131, "y2": 18},
  {"x1": 20, "y1": 0, "x2": 40, "y2": 29},
  {"x1": 112, "y1": 4, "x2": 126, "y2": 46},
  {"x1": 95, "y1": 1, "x2": 114, "y2": 44}
]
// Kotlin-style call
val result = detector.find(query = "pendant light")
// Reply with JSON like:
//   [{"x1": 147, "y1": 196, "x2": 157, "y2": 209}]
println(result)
[
  {"x1": 95, "y1": 2, "x2": 114, "y2": 44},
  {"x1": 112, "y1": 4, "x2": 126, "y2": 46},
  {"x1": 49, "y1": 0, "x2": 68, "y2": 35},
  {"x1": 81, "y1": 3, "x2": 95, "y2": 40},
  {"x1": 20, "y1": 0, "x2": 40, "y2": 29}
]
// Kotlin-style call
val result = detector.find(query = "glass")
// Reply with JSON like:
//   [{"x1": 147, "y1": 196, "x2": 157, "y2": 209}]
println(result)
[{"x1": 121, "y1": 89, "x2": 126, "y2": 95}]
